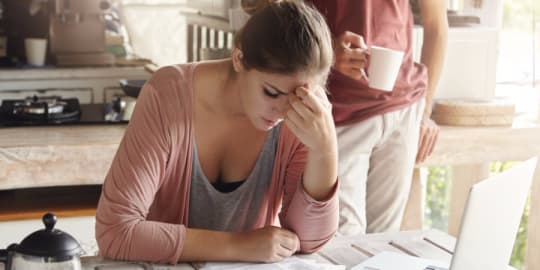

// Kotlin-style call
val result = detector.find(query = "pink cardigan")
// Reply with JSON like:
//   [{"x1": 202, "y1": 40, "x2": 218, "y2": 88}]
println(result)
[{"x1": 95, "y1": 64, "x2": 339, "y2": 264}]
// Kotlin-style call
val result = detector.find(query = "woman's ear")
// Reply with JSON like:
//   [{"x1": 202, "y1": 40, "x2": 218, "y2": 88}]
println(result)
[{"x1": 231, "y1": 48, "x2": 245, "y2": 73}]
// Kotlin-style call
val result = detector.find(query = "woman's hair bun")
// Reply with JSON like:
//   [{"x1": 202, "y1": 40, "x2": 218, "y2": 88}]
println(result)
[{"x1": 241, "y1": 0, "x2": 281, "y2": 15}]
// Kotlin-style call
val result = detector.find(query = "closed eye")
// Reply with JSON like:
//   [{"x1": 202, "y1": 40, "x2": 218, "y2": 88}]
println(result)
[{"x1": 263, "y1": 87, "x2": 280, "y2": 98}]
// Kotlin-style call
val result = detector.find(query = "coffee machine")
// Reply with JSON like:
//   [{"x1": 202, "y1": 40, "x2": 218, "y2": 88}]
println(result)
[
  {"x1": 2, "y1": 0, "x2": 114, "y2": 66},
  {"x1": 2, "y1": 0, "x2": 50, "y2": 65},
  {"x1": 49, "y1": 0, "x2": 114, "y2": 66}
]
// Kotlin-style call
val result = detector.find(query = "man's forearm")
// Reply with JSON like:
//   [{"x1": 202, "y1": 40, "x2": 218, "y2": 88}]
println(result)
[
  {"x1": 418, "y1": 0, "x2": 449, "y2": 117},
  {"x1": 420, "y1": 26, "x2": 448, "y2": 117}
]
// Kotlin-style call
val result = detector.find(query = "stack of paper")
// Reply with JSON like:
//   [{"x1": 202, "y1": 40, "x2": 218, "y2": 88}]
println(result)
[{"x1": 201, "y1": 257, "x2": 345, "y2": 270}]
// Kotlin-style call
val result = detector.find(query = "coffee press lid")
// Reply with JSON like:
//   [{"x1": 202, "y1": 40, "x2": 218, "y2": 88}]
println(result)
[{"x1": 15, "y1": 213, "x2": 81, "y2": 261}]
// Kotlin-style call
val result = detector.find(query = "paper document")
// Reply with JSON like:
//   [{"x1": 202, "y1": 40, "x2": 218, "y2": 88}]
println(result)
[
  {"x1": 350, "y1": 251, "x2": 449, "y2": 270},
  {"x1": 201, "y1": 257, "x2": 345, "y2": 270}
]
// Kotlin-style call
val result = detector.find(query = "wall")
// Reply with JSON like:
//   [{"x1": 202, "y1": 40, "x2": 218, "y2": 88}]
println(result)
[
  {"x1": 413, "y1": 26, "x2": 499, "y2": 100},
  {"x1": 118, "y1": 0, "x2": 235, "y2": 66}
]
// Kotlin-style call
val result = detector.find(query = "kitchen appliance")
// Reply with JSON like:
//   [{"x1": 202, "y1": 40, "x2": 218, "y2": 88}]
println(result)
[
  {"x1": 111, "y1": 95, "x2": 136, "y2": 121},
  {"x1": 0, "y1": 213, "x2": 82, "y2": 270},
  {"x1": 0, "y1": 95, "x2": 128, "y2": 126},
  {"x1": 2, "y1": 0, "x2": 115, "y2": 66},
  {"x1": 2, "y1": 0, "x2": 50, "y2": 65},
  {"x1": 49, "y1": 0, "x2": 114, "y2": 66},
  {"x1": 119, "y1": 79, "x2": 145, "y2": 98},
  {"x1": 114, "y1": 79, "x2": 144, "y2": 121},
  {"x1": 0, "y1": 95, "x2": 81, "y2": 125}
]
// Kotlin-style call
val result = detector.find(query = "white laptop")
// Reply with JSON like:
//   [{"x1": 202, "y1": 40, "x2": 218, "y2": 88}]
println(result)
[{"x1": 353, "y1": 157, "x2": 537, "y2": 270}]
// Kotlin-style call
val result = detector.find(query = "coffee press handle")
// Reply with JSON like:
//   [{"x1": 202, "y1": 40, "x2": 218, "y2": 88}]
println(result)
[
  {"x1": 0, "y1": 248, "x2": 10, "y2": 270},
  {"x1": 1, "y1": 244, "x2": 17, "y2": 269},
  {"x1": 0, "y1": 249, "x2": 7, "y2": 263}
]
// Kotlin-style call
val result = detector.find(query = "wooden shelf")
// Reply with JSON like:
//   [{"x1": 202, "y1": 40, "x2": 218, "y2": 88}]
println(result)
[{"x1": 0, "y1": 185, "x2": 101, "y2": 221}]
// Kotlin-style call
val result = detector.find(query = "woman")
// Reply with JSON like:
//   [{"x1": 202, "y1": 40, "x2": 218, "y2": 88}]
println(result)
[{"x1": 96, "y1": 0, "x2": 338, "y2": 264}]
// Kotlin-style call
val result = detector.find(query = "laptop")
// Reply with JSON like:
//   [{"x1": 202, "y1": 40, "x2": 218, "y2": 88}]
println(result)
[{"x1": 352, "y1": 157, "x2": 537, "y2": 270}]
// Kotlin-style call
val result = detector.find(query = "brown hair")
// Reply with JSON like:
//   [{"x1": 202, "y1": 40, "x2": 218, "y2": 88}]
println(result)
[{"x1": 235, "y1": 0, "x2": 333, "y2": 81}]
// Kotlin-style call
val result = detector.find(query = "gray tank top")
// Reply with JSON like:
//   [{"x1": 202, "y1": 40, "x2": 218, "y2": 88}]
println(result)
[{"x1": 188, "y1": 124, "x2": 281, "y2": 232}]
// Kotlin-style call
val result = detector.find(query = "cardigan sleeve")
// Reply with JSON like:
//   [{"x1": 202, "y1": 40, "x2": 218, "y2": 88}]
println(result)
[
  {"x1": 95, "y1": 70, "x2": 187, "y2": 264},
  {"x1": 278, "y1": 138, "x2": 339, "y2": 253}
]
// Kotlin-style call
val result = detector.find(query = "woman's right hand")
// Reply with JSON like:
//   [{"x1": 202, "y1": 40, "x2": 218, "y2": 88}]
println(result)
[
  {"x1": 333, "y1": 31, "x2": 369, "y2": 81},
  {"x1": 235, "y1": 226, "x2": 300, "y2": 263}
]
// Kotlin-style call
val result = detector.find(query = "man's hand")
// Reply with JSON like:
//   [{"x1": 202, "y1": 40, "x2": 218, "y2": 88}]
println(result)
[
  {"x1": 416, "y1": 115, "x2": 439, "y2": 163},
  {"x1": 333, "y1": 31, "x2": 369, "y2": 81}
]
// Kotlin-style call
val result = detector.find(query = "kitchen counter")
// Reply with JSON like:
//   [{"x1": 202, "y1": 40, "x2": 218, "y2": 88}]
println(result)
[
  {"x1": 0, "y1": 125, "x2": 126, "y2": 190},
  {"x1": 409, "y1": 115, "x2": 540, "y2": 270},
  {"x1": 419, "y1": 115, "x2": 540, "y2": 166},
  {"x1": 0, "y1": 66, "x2": 149, "y2": 82},
  {"x1": 2, "y1": 117, "x2": 540, "y2": 189}
]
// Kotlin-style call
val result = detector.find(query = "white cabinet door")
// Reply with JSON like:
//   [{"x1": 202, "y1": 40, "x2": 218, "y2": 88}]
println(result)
[
  {"x1": 187, "y1": 0, "x2": 233, "y2": 17},
  {"x1": 413, "y1": 26, "x2": 499, "y2": 100}
]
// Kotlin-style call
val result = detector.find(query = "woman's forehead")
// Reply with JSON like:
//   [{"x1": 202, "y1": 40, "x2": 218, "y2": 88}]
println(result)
[{"x1": 256, "y1": 70, "x2": 322, "y2": 89}]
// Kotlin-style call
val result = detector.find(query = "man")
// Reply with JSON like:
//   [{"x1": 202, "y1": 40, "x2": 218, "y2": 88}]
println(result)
[{"x1": 306, "y1": 0, "x2": 448, "y2": 235}]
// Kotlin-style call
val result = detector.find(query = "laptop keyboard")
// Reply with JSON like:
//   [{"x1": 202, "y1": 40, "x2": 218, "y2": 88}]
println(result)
[
  {"x1": 424, "y1": 266, "x2": 449, "y2": 270},
  {"x1": 360, "y1": 266, "x2": 448, "y2": 270}
]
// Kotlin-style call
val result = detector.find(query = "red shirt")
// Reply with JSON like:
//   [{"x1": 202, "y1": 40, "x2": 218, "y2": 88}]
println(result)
[{"x1": 307, "y1": 0, "x2": 428, "y2": 125}]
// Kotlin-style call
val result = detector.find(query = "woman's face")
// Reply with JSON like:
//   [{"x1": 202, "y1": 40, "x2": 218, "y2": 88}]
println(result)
[
  {"x1": 239, "y1": 69, "x2": 320, "y2": 131},
  {"x1": 231, "y1": 48, "x2": 324, "y2": 131}
]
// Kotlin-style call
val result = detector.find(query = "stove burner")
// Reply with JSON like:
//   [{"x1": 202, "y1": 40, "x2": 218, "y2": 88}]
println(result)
[
  {"x1": 13, "y1": 96, "x2": 67, "y2": 115},
  {"x1": 0, "y1": 96, "x2": 81, "y2": 125}
]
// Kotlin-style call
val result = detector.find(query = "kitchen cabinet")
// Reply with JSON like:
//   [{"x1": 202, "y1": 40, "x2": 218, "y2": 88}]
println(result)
[
  {"x1": 0, "y1": 66, "x2": 150, "y2": 104},
  {"x1": 412, "y1": 26, "x2": 499, "y2": 100},
  {"x1": 187, "y1": 0, "x2": 234, "y2": 17}
]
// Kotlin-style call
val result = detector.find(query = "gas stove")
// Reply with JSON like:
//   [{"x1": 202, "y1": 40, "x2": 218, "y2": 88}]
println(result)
[{"x1": 0, "y1": 96, "x2": 127, "y2": 127}]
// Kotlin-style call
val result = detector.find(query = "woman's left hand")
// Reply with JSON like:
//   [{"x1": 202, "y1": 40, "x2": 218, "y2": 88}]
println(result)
[{"x1": 284, "y1": 85, "x2": 337, "y2": 155}]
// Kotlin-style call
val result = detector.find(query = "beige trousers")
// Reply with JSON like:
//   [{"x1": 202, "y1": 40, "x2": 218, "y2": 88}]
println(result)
[{"x1": 336, "y1": 99, "x2": 425, "y2": 235}]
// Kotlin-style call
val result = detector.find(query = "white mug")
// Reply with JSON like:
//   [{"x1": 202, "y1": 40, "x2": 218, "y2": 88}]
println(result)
[
  {"x1": 367, "y1": 46, "x2": 404, "y2": 92},
  {"x1": 24, "y1": 38, "x2": 47, "y2": 66}
]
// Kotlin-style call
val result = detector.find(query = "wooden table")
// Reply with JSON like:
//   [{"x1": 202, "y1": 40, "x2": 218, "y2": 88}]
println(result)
[
  {"x1": 0, "y1": 229, "x2": 521, "y2": 270},
  {"x1": 77, "y1": 230, "x2": 458, "y2": 270}
]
